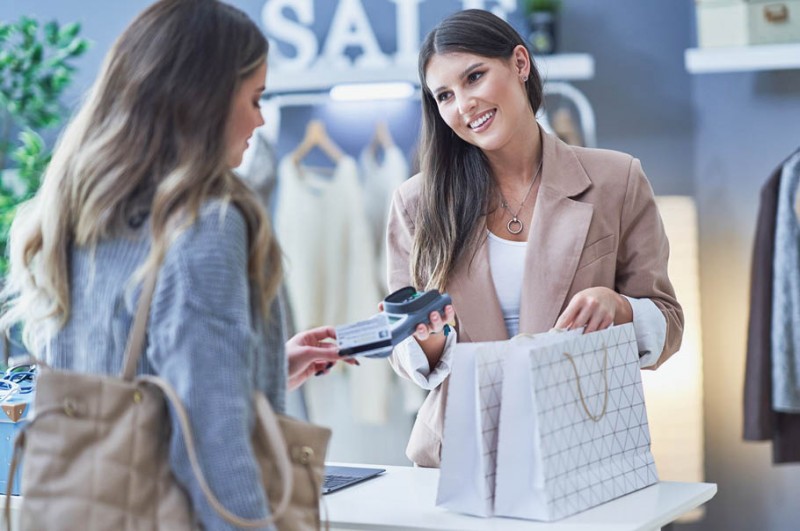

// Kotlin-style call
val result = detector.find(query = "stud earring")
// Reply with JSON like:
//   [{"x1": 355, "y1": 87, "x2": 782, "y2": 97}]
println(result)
[{"x1": 521, "y1": 75, "x2": 528, "y2": 82}]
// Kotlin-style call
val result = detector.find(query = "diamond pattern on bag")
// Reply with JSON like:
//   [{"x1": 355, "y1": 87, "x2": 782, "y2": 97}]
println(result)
[
  {"x1": 526, "y1": 324, "x2": 658, "y2": 520},
  {"x1": 477, "y1": 344, "x2": 505, "y2": 505}
]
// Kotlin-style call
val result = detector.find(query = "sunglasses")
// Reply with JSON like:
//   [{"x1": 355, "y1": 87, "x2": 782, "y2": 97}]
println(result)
[
  {"x1": 0, "y1": 364, "x2": 36, "y2": 399},
  {"x1": 4, "y1": 363, "x2": 35, "y2": 377}
]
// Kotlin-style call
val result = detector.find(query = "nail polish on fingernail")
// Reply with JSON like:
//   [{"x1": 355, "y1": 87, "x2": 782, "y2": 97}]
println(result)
[{"x1": 315, "y1": 362, "x2": 334, "y2": 376}]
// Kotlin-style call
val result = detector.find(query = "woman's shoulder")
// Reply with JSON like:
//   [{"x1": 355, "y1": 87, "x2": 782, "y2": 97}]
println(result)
[
  {"x1": 166, "y1": 199, "x2": 249, "y2": 270},
  {"x1": 544, "y1": 131, "x2": 639, "y2": 189},
  {"x1": 391, "y1": 172, "x2": 425, "y2": 215},
  {"x1": 396, "y1": 172, "x2": 424, "y2": 200},
  {"x1": 562, "y1": 144, "x2": 648, "y2": 197},
  {"x1": 569, "y1": 144, "x2": 636, "y2": 175},
  {"x1": 182, "y1": 199, "x2": 248, "y2": 242},
  {"x1": 152, "y1": 199, "x2": 252, "y2": 322}
]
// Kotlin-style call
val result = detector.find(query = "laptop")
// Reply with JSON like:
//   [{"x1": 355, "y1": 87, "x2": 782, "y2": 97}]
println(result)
[{"x1": 322, "y1": 465, "x2": 385, "y2": 495}]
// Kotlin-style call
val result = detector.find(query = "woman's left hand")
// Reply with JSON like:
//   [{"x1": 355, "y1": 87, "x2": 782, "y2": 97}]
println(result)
[
  {"x1": 286, "y1": 326, "x2": 353, "y2": 391},
  {"x1": 554, "y1": 287, "x2": 633, "y2": 333}
]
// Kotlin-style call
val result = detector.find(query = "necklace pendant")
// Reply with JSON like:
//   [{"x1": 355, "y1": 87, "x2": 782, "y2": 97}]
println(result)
[{"x1": 507, "y1": 217, "x2": 524, "y2": 235}]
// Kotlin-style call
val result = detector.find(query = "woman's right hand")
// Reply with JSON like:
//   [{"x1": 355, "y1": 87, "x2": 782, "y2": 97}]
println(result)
[
  {"x1": 286, "y1": 326, "x2": 348, "y2": 390},
  {"x1": 410, "y1": 304, "x2": 456, "y2": 372},
  {"x1": 377, "y1": 302, "x2": 456, "y2": 341},
  {"x1": 412, "y1": 304, "x2": 456, "y2": 341}
]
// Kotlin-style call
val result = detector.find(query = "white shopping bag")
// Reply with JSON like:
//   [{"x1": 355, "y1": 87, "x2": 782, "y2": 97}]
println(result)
[
  {"x1": 435, "y1": 341, "x2": 500, "y2": 517},
  {"x1": 436, "y1": 330, "x2": 583, "y2": 517},
  {"x1": 494, "y1": 323, "x2": 658, "y2": 521}
]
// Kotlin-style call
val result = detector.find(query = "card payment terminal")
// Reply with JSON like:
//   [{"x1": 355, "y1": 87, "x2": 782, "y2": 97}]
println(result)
[{"x1": 335, "y1": 287, "x2": 452, "y2": 358}]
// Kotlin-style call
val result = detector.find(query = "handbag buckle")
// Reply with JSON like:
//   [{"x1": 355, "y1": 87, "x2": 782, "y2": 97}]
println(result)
[
  {"x1": 63, "y1": 398, "x2": 79, "y2": 417},
  {"x1": 293, "y1": 446, "x2": 315, "y2": 465}
]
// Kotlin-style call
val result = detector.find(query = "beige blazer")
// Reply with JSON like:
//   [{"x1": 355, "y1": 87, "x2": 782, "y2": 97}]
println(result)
[{"x1": 386, "y1": 130, "x2": 683, "y2": 467}]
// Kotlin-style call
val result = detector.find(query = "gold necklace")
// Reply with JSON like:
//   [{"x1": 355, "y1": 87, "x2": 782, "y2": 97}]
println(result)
[{"x1": 498, "y1": 159, "x2": 543, "y2": 235}]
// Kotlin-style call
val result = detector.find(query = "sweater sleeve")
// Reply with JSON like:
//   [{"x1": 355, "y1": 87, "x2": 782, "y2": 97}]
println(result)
[{"x1": 147, "y1": 202, "x2": 274, "y2": 530}]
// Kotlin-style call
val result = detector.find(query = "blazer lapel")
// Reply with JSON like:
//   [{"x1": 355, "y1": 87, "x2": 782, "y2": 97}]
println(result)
[
  {"x1": 447, "y1": 221, "x2": 508, "y2": 343},
  {"x1": 518, "y1": 130, "x2": 593, "y2": 334}
]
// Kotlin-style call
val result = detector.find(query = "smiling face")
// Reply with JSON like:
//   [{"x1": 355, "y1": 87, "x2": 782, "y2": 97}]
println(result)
[
  {"x1": 424, "y1": 47, "x2": 534, "y2": 155},
  {"x1": 225, "y1": 61, "x2": 267, "y2": 168}
]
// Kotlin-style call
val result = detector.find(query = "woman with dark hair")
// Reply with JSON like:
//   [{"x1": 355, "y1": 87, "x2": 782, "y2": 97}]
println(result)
[
  {"x1": 386, "y1": 9, "x2": 683, "y2": 467},
  {"x1": 1, "y1": 0, "x2": 345, "y2": 527}
]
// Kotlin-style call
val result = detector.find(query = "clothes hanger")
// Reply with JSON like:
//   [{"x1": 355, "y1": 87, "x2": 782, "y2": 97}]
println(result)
[
  {"x1": 367, "y1": 120, "x2": 396, "y2": 155},
  {"x1": 291, "y1": 119, "x2": 344, "y2": 166}
]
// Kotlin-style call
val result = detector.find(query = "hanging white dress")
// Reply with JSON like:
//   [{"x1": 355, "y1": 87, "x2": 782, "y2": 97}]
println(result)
[
  {"x1": 275, "y1": 155, "x2": 380, "y2": 331},
  {"x1": 276, "y1": 154, "x2": 396, "y2": 426},
  {"x1": 359, "y1": 144, "x2": 409, "y2": 293},
  {"x1": 359, "y1": 144, "x2": 426, "y2": 416}
]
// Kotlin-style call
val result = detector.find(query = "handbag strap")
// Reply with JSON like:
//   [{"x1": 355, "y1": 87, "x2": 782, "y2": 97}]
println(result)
[
  {"x1": 119, "y1": 266, "x2": 297, "y2": 526},
  {"x1": 139, "y1": 375, "x2": 294, "y2": 528},
  {"x1": 120, "y1": 269, "x2": 159, "y2": 381},
  {"x1": 116, "y1": 264, "x2": 298, "y2": 525}
]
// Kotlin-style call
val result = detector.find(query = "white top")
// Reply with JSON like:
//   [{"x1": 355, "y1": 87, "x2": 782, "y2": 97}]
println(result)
[{"x1": 487, "y1": 231, "x2": 528, "y2": 338}]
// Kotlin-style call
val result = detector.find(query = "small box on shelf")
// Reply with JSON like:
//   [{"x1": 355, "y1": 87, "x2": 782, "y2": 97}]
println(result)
[{"x1": 696, "y1": 0, "x2": 800, "y2": 47}]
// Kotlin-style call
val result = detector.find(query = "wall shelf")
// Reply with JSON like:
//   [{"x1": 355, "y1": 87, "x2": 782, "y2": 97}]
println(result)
[
  {"x1": 265, "y1": 53, "x2": 594, "y2": 95},
  {"x1": 685, "y1": 43, "x2": 800, "y2": 74}
]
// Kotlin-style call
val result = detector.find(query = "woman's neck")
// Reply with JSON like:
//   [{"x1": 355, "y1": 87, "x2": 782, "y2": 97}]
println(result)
[{"x1": 485, "y1": 119, "x2": 542, "y2": 187}]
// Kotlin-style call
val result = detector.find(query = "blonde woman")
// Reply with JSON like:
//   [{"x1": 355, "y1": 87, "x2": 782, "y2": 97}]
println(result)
[{"x1": 0, "y1": 0, "x2": 344, "y2": 528}]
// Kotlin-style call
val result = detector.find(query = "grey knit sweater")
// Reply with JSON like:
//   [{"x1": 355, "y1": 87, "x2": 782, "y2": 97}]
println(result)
[{"x1": 43, "y1": 201, "x2": 286, "y2": 530}]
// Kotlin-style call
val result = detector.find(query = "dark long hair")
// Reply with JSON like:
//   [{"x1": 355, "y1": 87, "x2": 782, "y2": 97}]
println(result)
[{"x1": 412, "y1": 9, "x2": 544, "y2": 291}]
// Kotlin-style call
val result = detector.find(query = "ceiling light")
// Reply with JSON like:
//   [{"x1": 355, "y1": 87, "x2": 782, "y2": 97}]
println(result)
[{"x1": 329, "y1": 82, "x2": 416, "y2": 101}]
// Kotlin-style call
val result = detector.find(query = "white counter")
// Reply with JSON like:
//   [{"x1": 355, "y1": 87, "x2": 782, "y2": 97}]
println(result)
[
  {"x1": 1, "y1": 463, "x2": 717, "y2": 531},
  {"x1": 323, "y1": 464, "x2": 717, "y2": 531}
]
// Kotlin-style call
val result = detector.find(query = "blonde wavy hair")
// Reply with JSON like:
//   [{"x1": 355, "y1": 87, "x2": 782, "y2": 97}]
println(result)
[{"x1": 1, "y1": 0, "x2": 282, "y2": 352}]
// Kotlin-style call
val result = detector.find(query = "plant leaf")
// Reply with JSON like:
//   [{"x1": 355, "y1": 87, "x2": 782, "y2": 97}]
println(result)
[{"x1": 57, "y1": 22, "x2": 80, "y2": 46}]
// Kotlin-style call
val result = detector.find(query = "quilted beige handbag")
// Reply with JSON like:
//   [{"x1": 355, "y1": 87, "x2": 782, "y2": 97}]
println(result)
[{"x1": 4, "y1": 269, "x2": 331, "y2": 530}]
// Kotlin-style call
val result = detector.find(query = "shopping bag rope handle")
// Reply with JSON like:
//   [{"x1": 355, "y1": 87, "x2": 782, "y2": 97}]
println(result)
[
  {"x1": 141, "y1": 375, "x2": 294, "y2": 528},
  {"x1": 563, "y1": 345, "x2": 608, "y2": 422}
]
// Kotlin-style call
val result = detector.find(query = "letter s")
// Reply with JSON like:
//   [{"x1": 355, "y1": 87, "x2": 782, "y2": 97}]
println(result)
[{"x1": 262, "y1": 0, "x2": 318, "y2": 70}]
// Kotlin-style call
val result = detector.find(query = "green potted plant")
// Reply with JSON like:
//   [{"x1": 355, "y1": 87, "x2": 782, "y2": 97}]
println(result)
[
  {"x1": 523, "y1": 0, "x2": 562, "y2": 55},
  {"x1": 0, "y1": 16, "x2": 89, "y2": 361}
]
